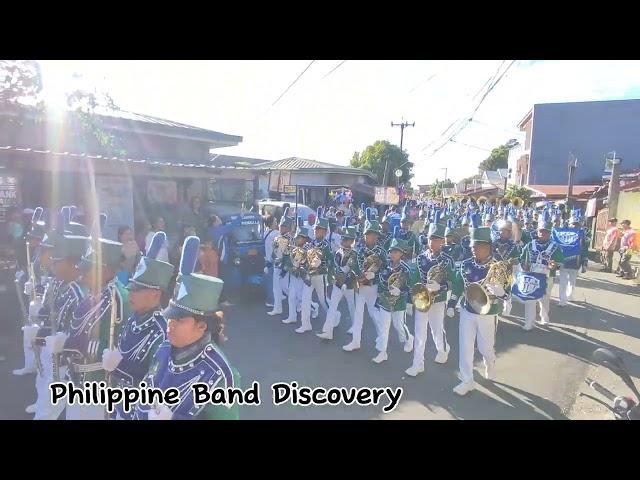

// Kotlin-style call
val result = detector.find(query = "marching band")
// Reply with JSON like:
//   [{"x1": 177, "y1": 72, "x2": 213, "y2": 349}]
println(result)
[{"x1": 9, "y1": 192, "x2": 595, "y2": 419}]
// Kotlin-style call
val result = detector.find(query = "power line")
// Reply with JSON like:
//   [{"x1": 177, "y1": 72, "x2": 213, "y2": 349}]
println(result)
[
  {"x1": 449, "y1": 139, "x2": 492, "y2": 151},
  {"x1": 269, "y1": 60, "x2": 316, "y2": 108},
  {"x1": 469, "y1": 60, "x2": 516, "y2": 120},
  {"x1": 408, "y1": 73, "x2": 437, "y2": 94},
  {"x1": 322, "y1": 60, "x2": 347, "y2": 79}
]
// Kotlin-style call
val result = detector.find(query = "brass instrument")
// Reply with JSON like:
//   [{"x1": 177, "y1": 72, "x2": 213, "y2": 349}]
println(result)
[
  {"x1": 334, "y1": 248, "x2": 357, "y2": 289},
  {"x1": 274, "y1": 235, "x2": 290, "y2": 258},
  {"x1": 412, "y1": 263, "x2": 447, "y2": 312},
  {"x1": 466, "y1": 259, "x2": 515, "y2": 315},
  {"x1": 357, "y1": 253, "x2": 383, "y2": 287},
  {"x1": 512, "y1": 197, "x2": 524, "y2": 209},
  {"x1": 384, "y1": 270, "x2": 407, "y2": 310},
  {"x1": 460, "y1": 196, "x2": 470, "y2": 205},
  {"x1": 500, "y1": 197, "x2": 511, "y2": 207},
  {"x1": 477, "y1": 196, "x2": 488, "y2": 206},
  {"x1": 307, "y1": 247, "x2": 324, "y2": 274},
  {"x1": 291, "y1": 246, "x2": 307, "y2": 269}
]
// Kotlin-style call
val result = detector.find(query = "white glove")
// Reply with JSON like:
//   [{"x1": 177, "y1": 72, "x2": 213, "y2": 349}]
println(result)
[
  {"x1": 310, "y1": 258, "x2": 321, "y2": 269},
  {"x1": 263, "y1": 267, "x2": 269, "y2": 274},
  {"x1": 341, "y1": 284, "x2": 348, "y2": 292},
  {"x1": 341, "y1": 265, "x2": 351, "y2": 274},
  {"x1": 24, "y1": 280, "x2": 34, "y2": 297},
  {"x1": 28, "y1": 298, "x2": 43, "y2": 320},
  {"x1": 102, "y1": 348, "x2": 123, "y2": 372},
  {"x1": 425, "y1": 281, "x2": 440, "y2": 293},
  {"x1": 389, "y1": 286, "x2": 401, "y2": 296},
  {"x1": 23, "y1": 324, "x2": 40, "y2": 342},
  {"x1": 486, "y1": 284, "x2": 505, "y2": 297},
  {"x1": 46, "y1": 332, "x2": 68, "y2": 354},
  {"x1": 446, "y1": 307, "x2": 455, "y2": 318},
  {"x1": 365, "y1": 271, "x2": 375, "y2": 280},
  {"x1": 148, "y1": 404, "x2": 173, "y2": 420}
]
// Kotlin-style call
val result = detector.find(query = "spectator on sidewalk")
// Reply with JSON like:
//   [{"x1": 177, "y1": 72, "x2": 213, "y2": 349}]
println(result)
[
  {"x1": 601, "y1": 218, "x2": 619, "y2": 273},
  {"x1": 117, "y1": 225, "x2": 141, "y2": 284},
  {"x1": 145, "y1": 216, "x2": 169, "y2": 262},
  {"x1": 618, "y1": 220, "x2": 637, "y2": 279}
]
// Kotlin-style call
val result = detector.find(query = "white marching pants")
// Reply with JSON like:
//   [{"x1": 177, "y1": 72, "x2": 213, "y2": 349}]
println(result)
[
  {"x1": 300, "y1": 274, "x2": 329, "y2": 329},
  {"x1": 272, "y1": 267, "x2": 287, "y2": 313},
  {"x1": 351, "y1": 285, "x2": 380, "y2": 346},
  {"x1": 377, "y1": 309, "x2": 411, "y2": 354},
  {"x1": 458, "y1": 309, "x2": 497, "y2": 385},
  {"x1": 559, "y1": 267, "x2": 578, "y2": 306},
  {"x1": 285, "y1": 276, "x2": 305, "y2": 323},
  {"x1": 33, "y1": 346, "x2": 67, "y2": 420},
  {"x1": 322, "y1": 285, "x2": 356, "y2": 333},
  {"x1": 524, "y1": 278, "x2": 554, "y2": 327},
  {"x1": 17, "y1": 325, "x2": 39, "y2": 374},
  {"x1": 412, "y1": 302, "x2": 447, "y2": 369}
]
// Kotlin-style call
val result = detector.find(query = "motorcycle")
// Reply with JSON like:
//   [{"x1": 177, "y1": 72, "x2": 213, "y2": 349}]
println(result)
[{"x1": 580, "y1": 348, "x2": 640, "y2": 420}]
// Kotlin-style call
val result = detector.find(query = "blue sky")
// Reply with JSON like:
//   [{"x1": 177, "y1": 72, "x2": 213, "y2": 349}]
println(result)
[{"x1": 37, "y1": 60, "x2": 640, "y2": 185}]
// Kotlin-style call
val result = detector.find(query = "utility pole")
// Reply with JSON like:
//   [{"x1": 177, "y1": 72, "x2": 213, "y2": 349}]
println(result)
[
  {"x1": 386, "y1": 120, "x2": 415, "y2": 187},
  {"x1": 566, "y1": 152, "x2": 578, "y2": 208},
  {"x1": 606, "y1": 151, "x2": 622, "y2": 218}
]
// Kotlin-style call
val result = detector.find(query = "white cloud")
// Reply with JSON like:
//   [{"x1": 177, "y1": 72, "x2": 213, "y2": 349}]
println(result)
[{"x1": 37, "y1": 60, "x2": 640, "y2": 185}]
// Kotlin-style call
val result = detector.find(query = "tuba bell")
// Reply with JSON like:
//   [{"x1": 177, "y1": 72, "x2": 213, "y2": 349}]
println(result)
[
  {"x1": 465, "y1": 259, "x2": 514, "y2": 315},
  {"x1": 274, "y1": 235, "x2": 290, "y2": 259},
  {"x1": 477, "y1": 196, "x2": 488, "y2": 206},
  {"x1": 512, "y1": 197, "x2": 524, "y2": 209},
  {"x1": 290, "y1": 246, "x2": 307, "y2": 268}
]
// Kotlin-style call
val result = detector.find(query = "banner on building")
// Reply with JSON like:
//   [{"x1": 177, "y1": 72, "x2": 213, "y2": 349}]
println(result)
[
  {"x1": 375, "y1": 186, "x2": 399, "y2": 205},
  {"x1": 0, "y1": 176, "x2": 19, "y2": 223}
]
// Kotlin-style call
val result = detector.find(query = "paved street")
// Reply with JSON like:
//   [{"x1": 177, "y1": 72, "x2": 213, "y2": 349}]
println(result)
[{"x1": 2, "y1": 266, "x2": 639, "y2": 420}]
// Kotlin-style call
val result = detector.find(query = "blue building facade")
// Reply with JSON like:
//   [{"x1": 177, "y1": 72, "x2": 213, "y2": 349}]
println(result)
[{"x1": 527, "y1": 99, "x2": 640, "y2": 185}]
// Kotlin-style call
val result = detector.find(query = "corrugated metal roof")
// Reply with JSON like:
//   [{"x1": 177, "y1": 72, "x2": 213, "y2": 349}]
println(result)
[
  {"x1": 208, "y1": 154, "x2": 271, "y2": 168},
  {"x1": 0, "y1": 145, "x2": 255, "y2": 171},
  {"x1": 254, "y1": 157, "x2": 376, "y2": 179},
  {"x1": 526, "y1": 185, "x2": 598, "y2": 197}
]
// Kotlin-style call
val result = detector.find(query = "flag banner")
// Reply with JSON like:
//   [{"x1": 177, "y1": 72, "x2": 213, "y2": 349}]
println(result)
[
  {"x1": 552, "y1": 227, "x2": 583, "y2": 259},
  {"x1": 511, "y1": 271, "x2": 547, "y2": 301}
]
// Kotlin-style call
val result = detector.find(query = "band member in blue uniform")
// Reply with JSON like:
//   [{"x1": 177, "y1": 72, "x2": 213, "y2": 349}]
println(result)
[
  {"x1": 133, "y1": 236, "x2": 240, "y2": 420},
  {"x1": 555, "y1": 211, "x2": 588, "y2": 307},
  {"x1": 406, "y1": 218, "x2": 454, "y2": 377},
  {"x1": 492, "y1": 218, "x2": 521, "y2": 316},
  {"x1": 63, "y1": 221, "x2": 129, "y2": 420},
  {"x1": 448, "y1": 227, "x2": 510, "y2": 396},
  {"x1": 101, "y1": 232, "x2": 174, "y2": 420}
]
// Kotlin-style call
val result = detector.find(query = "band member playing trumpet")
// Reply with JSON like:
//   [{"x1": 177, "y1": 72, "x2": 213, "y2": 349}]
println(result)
[
  {"x1": 406, "y1": 218, "x2": 454, "y2": 377},
  {"x1": 447, "y1": 227, "x2": 510, "y2": 396},
  {"x1": 520, "y1": 213, "x2": 564, "y2": 330},
  {"x1": 373, "y1": 235, "x2": 413, "y2": 364},
  {"x1": 343, "y1": 219, "x2": 386, "y2": 352},
  {"x1": 268, "y1": 208, "x2": 294, "y2": 316},
  {"x1": 317, "y1": 226, "x2": 360, "y2": 340}
]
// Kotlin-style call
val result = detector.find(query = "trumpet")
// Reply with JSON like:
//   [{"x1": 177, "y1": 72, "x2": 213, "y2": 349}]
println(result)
[
  {"x1": 412, "y1": 264, "x2": 447, "y2": 312},
  {"x1": 466, "y1": 259, "x2": 515, "y2": 315}
]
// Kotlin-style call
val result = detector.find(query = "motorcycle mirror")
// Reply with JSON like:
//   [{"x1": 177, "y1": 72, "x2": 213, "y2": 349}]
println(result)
[{"x1": 592, "y1": 348, "x2": 640, "y2": 402}]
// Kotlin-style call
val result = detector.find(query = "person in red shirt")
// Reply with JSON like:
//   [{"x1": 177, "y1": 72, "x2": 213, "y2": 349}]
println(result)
[
  {"x1": 618, "y1": 220, "x2": 637, "y2": 279},
  {"x1": 197, "y1": 236, "x2": 219, "y2": 278},
  {"x1": 601, "y1": 218, "x2": 620, "y2": 273}
]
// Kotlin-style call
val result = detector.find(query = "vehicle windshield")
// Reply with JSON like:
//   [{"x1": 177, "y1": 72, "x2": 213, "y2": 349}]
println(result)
[{"x1": 230, "y1": 224, "x2": 261, "y2": 243}]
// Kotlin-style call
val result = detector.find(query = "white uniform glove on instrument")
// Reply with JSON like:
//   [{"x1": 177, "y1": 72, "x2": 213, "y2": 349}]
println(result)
[
  {"x1": 389, "y1": 286, "x2": 401, "y2": 296},
  {"x1": 341, "y1": 265, "x2": 351, "y2": 274},
  {"x1": 364, "y1": 271, "x2": 375, "y2": 280},
  {"x1": 263, "y1": 267, "x2": 269, "y2": 274},
  {"x1": 102, "y1": 348, "x2": 123, "y2": 372},
  {"x1": 148, "y1": 404, "x2": 173, "y2": 420},
  {"x1": 46, "y1": 333, "x2": 68, "y2": 354},
  {"x1": 446, "y1": 307, "x2": 455, "y2": 318},
  {"x1": 426, "y1": 281, "x2": 440, "y2": 293},
  {"x1": 23, "y1": 324, "x2": 40, "y2": 342},
  {"x1": 486, "y1": 284, "x2": 505, "y2": 298},
  {"x1": 310, "y1": 258, "x2": 321, "y2": 269}
]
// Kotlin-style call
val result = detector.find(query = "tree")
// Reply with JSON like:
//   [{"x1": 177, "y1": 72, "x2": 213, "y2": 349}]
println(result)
[
  {"x1": 429, "y1": 179, "x2": 454, "y2": 198},
  {"x1": 0, "y1": 60, "x2": 43, "y2": 106},
  {"x1": 478, "y1": 144, "x2": 509, "y2": 173},
  {"x1": 350, "y1": 140, "x2": 413, "y2": 187},
  {"x1": 504, "y1": 184, "x2": 532, "y2": 203}
]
